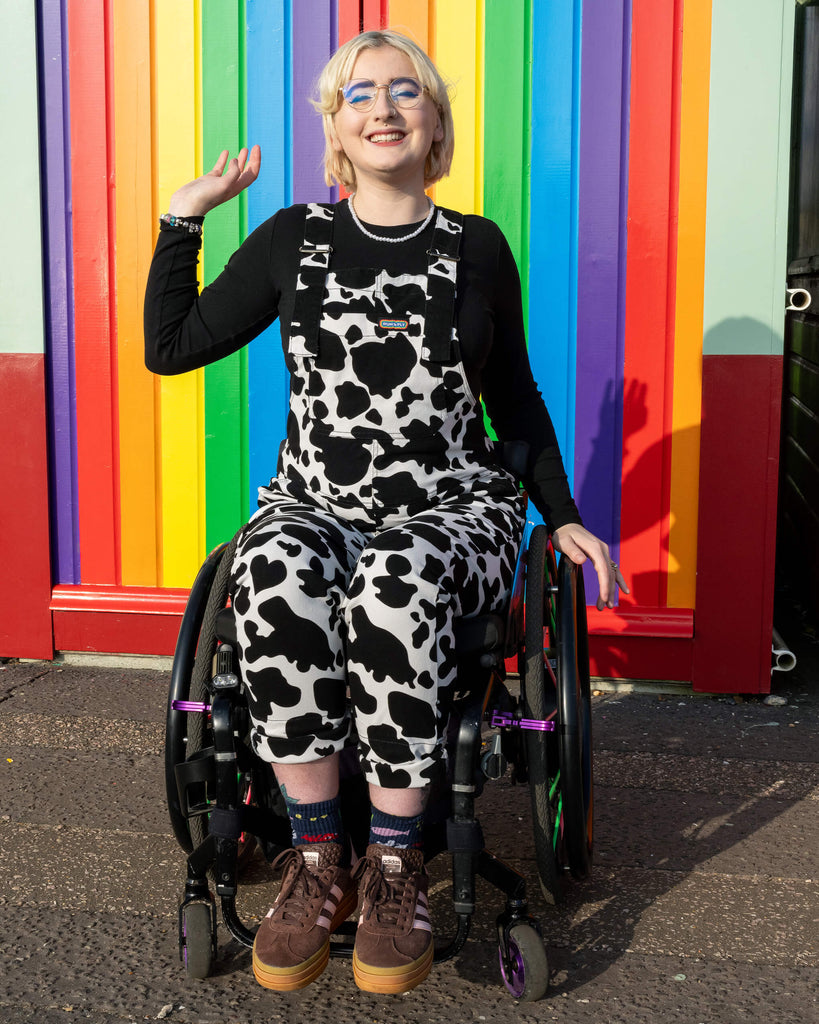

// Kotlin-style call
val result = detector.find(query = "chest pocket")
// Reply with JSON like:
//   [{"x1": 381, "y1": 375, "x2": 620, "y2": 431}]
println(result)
[{"x1": 294, "y1": 268, "x2": 451, "y2": 440}]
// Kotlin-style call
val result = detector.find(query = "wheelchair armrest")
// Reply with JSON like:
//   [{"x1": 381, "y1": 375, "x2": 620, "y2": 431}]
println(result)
[
  {"x1": 454, "y1": 613, "x2": 505, "y2": 656},
  {"x1": 215, "y1": 607, "x2": 238, "y2": 646}
]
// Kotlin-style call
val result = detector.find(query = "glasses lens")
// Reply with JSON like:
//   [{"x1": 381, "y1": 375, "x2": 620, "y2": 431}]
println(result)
[
  {"x1": 342, "y1": 78, "x2": 424, "y2": 111},
  {"x1": 342, "y1": 80, "x2": 378, "y2": 109},
  {"x1": 389, "y1": 78, "x2": 423, "y2": 107}
]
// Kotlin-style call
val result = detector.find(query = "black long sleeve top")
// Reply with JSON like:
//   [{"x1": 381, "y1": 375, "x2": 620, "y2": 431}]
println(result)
[{"x1": 144, "y1": 201, "x2": 581, "y2": 531}]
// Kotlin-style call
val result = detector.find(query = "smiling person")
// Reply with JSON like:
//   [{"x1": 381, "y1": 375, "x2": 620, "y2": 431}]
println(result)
[{"x1": 145, "y1": 30, "x2": 626, "y2": 997}]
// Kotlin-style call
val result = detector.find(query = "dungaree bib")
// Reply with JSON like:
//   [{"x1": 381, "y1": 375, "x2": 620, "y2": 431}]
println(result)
[
  {"x1": 232, "y1": 203, "x2": 526, "y2": 788},
  {"x1": 271, "y1": 203, "x2": 517, "y2": 527}
]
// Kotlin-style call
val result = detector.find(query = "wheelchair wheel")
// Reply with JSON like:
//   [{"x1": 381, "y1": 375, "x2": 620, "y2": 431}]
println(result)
[
  {"x1": 556, "y1": 552, "x2": 593, "y2": 880},
  {"x1": 522, "y1": 526, "x2": 563, "y2": 903},
  {"x1": 523, "y1": 526, "x2": 594, "y2": 900},
  {"x1": 165, "y1": 540, "x2": 234, "y2": 854},
  {"x1": 181, "y1": 901, "x2": 216, "y2": 980},
  {"x1": 498, "y1": 922, "x2": 550, "y2": 1002}
]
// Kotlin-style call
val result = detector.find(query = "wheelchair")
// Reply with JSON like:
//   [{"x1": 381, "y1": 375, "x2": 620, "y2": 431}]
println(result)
[{"x1": 164, "y1": 506, "x2": 594, "y2": 1003}]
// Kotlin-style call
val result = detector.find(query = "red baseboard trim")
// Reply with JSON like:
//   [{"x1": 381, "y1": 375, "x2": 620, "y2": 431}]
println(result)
[
  {"x1": 49, "y1": 585, "x2": 697, "y2": 684},
  {"x1": 590, "y1": 635, "x2": 695, "y2": 683},
  {"x1": 587, "y1": 606, "x2": 693, "y2": 639},
  {"x1": 51, "y1": 585, "x2": 189, "y2": 656}
]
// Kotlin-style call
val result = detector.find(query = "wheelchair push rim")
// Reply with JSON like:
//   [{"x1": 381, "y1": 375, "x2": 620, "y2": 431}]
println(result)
[
  {"x1": 556, "y1": 553, "x2": 594, "y2": 879},
  {"x1": 522, "y1": 525, "x2": 594, "y2": 899}
]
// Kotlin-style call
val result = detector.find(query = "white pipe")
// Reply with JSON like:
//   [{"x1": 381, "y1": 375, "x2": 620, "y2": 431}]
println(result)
[{"x1": 771, "y1": 628, "x2": 797, "y2": 674}]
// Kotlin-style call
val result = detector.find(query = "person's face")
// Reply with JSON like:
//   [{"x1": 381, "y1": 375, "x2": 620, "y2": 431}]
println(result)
[{"x1": 332, "y1": 46, "x2": 443, "y2": 191}]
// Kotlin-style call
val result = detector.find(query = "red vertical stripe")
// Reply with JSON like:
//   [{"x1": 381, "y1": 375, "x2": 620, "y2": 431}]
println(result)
[
  {"x1": 619, "y1": 0, "x2": 681, "y2": 608},
  {"x1": 67, "y1": 0, "x2": 118, "y2": 583},
  {"x1": 693, "y1": 356, "x2": 782, "y2": 694},
  {"x1": 661, "y1": 1, "x2": 684, "y2": 587},
  {"x1": 0, "y1": 355, "x2": 53, "y2": 658},
  {"x1": 339, "y1": 0, "x2": 360, "y2": 42},
  {"x1": 362, "y1": 0, "x2": 387, "y2": 29}
]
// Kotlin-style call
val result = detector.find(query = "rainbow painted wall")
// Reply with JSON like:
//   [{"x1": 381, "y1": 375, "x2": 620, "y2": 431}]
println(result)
[{"x1": 1, "y1": 1, "x2": 796, "y2": 692}]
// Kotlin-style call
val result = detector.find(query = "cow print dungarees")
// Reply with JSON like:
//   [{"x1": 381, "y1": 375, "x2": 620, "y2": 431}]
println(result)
[{"x1": 230, "y1": 203, "x2": 526, "y2": 789}]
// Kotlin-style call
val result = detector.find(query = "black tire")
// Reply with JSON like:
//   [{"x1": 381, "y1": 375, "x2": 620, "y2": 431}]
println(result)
[
  {"x1": 556, "y1": 555, "x2": 593, "y2": 879},
  {"x1": 522, "y1": 525, "x2": 564, "y2": 904},
  {"x1": 498, "y1": 923, "x2": 550, "y2": 1002},
  {"x1": 165, "y1": 543, "x2": 230, "y2": 853},
  {"x1": 181, "y1": 901, "x2": 215, "y2": 980}
]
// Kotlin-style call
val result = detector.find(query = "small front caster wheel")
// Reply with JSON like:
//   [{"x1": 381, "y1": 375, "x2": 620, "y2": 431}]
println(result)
[
  {"x1": 181, "y1": 901, "x2": 216, "y2": 979},
  {"x1": 498, "y1": 923, "x2": 550, "y2": 1002}
]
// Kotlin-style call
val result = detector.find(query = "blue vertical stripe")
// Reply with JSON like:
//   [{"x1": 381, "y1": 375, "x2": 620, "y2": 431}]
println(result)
[
  {"x1": 527, "y1": 0, "x2": 582, "y2": 496},
  {"x1": 246, "y1": 0, "x2": 290, "y2": 506}
]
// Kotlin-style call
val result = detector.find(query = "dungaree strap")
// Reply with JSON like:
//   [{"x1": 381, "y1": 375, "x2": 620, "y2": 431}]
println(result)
[
  {"x1": 424, "y1": 208, "x2": 463, "y2": 362},
  {"x1": 289, "y1": 203, "x2": 334, "y2": 357}
]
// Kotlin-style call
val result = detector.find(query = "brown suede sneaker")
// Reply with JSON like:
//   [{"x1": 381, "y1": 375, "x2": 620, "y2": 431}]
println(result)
[
  {"x1": 351, "y1": 843, "x2": 434, "y2": 994},
  {"x1": 252, "y1": 842, "x2": 357, "y2": 992}
]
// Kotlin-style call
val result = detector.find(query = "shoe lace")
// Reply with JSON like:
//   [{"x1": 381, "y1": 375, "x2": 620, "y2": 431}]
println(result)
[
  {"x1": 353, "y1": 856, "x2": 409, "y2": 926},
  {"x1": 270, "y1": 849, "x2": 324, "y2": 923}
]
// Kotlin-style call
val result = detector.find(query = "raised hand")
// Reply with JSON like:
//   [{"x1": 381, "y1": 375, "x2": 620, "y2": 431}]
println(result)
[{"x1": 167, "y1": 145, "x2": 261, "y2": 218}]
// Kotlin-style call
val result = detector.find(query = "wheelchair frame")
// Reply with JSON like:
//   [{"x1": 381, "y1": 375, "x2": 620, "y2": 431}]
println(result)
[{"x1": 164, "y1": 519, "x2": 593, "y2": 1002}]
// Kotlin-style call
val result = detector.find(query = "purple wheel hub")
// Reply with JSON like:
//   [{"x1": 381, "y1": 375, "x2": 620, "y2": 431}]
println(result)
[{"x1": 499, "y1": 939, "x2": 526, "y2": 997}]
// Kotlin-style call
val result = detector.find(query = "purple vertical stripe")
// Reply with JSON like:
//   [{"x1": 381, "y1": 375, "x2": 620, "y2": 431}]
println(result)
[
  {"x1": 574, "y1": 0, "x2": 631, "y2": 601},
  {"x1": 37, "y1": 0, "x2": 78, "y2": 583},
  {"x1": 291, "y1": 0, "x2": 335, "y2": 204}
]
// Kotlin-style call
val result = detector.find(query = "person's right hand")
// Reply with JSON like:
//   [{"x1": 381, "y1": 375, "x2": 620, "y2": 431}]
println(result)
[{"x1": 167, "y1": 145, "x2": 261, "y2": 217}]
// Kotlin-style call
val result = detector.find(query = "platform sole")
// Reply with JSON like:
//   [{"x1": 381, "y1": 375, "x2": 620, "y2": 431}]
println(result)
[
  {"x1": 252, "y1": 890, "x2": 358, "y2": 992},
  {"x1": 352, "y1": 942, "x2": 434, "y2": 995}
]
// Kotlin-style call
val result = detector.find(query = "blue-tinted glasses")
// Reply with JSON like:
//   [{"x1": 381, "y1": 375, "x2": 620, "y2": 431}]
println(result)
[{"x1": 341, "y1": 77, "x2": 426, "y2": 112}]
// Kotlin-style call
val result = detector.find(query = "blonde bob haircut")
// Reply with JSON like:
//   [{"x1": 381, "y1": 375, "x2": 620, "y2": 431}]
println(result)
[{"x1": 312, "y1": 30, "x2": 455, "y2": 191}]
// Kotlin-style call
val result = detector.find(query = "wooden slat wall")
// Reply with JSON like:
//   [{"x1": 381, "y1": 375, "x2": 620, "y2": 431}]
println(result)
[{"x1": 3, "y1": 0, "x2": 793, "y2": 693}]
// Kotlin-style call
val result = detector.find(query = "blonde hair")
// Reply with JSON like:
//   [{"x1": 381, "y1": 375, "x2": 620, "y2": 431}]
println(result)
[{"x1": 312, "y1": 30, "x2": 454, "y2": 191}]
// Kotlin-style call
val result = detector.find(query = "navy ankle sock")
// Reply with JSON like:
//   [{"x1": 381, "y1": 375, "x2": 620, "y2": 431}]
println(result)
[
  {"x1": 369, "y1": 806, "x2": 424, "y2": 850},
  {"x1": 284, "y1": 793, "x2": 344, "y2": 848}
]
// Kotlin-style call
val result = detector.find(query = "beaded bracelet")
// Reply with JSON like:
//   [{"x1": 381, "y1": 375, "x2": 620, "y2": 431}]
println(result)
[{"x1": 159, "y1": 213, "x2": 203, "y2": 236}]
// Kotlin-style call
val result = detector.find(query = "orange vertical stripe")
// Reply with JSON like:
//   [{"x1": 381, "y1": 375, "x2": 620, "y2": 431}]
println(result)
[
  {"x1": 68, "y1": 0, "x2": 118, "y2": 584},
  {"x1": 388, "y1": 0, "x2": 429, "y2": 45},
  {"x1": 113, "y1": 0, "x2": 158, "y2": 586},
  {"x1": 667, "y1": 0, "x2": 712, "y2": 608}
]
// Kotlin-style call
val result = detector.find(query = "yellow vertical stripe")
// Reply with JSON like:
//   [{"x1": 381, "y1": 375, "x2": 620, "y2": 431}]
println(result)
[
  {"x1": 153, "y1": 0, "x2": 204, "y2": 587},
  {"x1": 114, "y1": 0, "x2": 158, "y2": 586},
  {"x1": 667, "y1": 0, "x2": 712, "y2": 608},
  {"x1": 431, "y1": 0, "x2": 482, "y2": 214}
]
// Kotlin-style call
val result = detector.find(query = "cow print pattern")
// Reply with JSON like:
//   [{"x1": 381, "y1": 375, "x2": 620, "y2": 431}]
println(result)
[
  {"x1": 231, "y1": 487, "x2": 524, "y2": 787},
  {"x1": 230, "y1": 203, "x2": 526, "y2": 788}
]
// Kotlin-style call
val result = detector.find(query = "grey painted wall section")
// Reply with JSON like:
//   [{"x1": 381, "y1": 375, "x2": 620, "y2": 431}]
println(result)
[{"x1": 702, "y1": 0, "x2": 794, "y2": 356}]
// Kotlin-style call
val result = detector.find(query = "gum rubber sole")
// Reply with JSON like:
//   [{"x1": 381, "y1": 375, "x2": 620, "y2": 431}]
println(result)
[
  {"x1": 253, "y1": 942, "x2": 330, "y2": 992},
  {"x1": 352, "y1": 943, "x2": 434, "y2": 994},
  {"x1": 252, "y1": 889, "x2": 359, "y2": 992}
]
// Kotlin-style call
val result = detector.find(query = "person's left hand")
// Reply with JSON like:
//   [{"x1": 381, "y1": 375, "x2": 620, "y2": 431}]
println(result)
[{"x1": 551, "y1": 523, "x2": 629, "y2": 611}]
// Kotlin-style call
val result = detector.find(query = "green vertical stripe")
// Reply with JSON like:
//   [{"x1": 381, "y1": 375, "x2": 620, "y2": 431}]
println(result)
[
  {"x1": 483, "y1": 0, "x2": 528, "y2": 275},
  {"x1": 202, "y1": 0, "x2": 246, "y2": 548},
  {"x1": 482, "y1": 0, "x2": 531, "y2": 440},
  {"x1": 238, "y1": 0, "x2": 249, "y2": 523},
  {"x1": 521, "y1": 0, "x2": 532, "y2": 328}
]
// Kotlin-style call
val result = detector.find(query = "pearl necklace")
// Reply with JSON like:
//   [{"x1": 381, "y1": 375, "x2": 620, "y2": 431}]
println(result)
[{"x1": 348, "y1": 195, "x2": 435, "y2": 243}]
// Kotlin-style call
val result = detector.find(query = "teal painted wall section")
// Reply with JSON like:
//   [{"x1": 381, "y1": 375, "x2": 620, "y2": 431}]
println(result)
[
  {"x1": 0, "y1": 4, "x2": 45, "y2": 355},
  {"x1": 702, "y1": 0, "x2": 795, "y2": 356}
]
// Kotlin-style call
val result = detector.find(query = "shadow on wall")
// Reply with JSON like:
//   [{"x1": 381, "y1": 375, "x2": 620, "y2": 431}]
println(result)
[{"x1": 574, "y1": 317, "x2": 779, "y2": 609}]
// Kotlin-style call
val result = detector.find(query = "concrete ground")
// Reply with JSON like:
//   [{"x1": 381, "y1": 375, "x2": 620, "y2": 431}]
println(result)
[{"x1": 0, "y1": 644, "x2": 817, "y2": 1024}]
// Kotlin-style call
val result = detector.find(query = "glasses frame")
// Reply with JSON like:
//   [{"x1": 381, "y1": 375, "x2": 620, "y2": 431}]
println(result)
[{"x1": 340, "y1": 77, "x2": 428, "y2": 113}]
